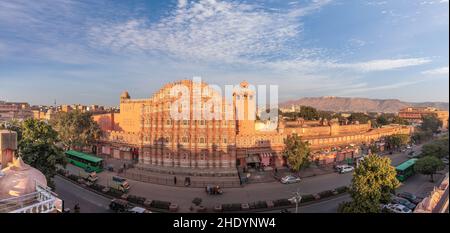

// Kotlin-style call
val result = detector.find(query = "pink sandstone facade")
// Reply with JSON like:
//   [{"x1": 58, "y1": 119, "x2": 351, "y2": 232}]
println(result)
[{"x1": 93, "y1": 80, "x2": 413, "y2": 171}]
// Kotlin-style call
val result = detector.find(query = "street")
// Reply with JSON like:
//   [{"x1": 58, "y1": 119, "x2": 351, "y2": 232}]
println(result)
[
  {"x1": 54, "y1": 143, "x2": 437, "y2": 213},
  {"x1": 54, "y1": 175, "x2": 112, "y2": 213}
]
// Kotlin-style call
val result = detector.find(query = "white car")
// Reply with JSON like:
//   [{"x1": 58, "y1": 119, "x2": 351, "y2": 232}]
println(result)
[
  {"x1": 281, "y1": 175, "x2": 301, "y2": 184},
  {"x1": 384, "y1": 204, "x2": 412, "y2": 213},
  {"x1": 339, "y1": 165, "x2": 354, "y2": 174},
  {"x1": 128, "y1": 207, "x2": 152, "y2": 213}
]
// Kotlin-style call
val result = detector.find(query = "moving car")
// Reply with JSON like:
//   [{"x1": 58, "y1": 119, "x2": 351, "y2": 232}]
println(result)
[
  {"x1": 384, "y1": 204, "x2": 412, "y2": 213},
  {"x1": 280, "y1": 175, "x2": 301, "y2": 184},
  {"x1": 397, "y1": 192, "x2": 423, "y2": 205},
  {"x1": 391, "y1": 197, "x2": 416, "y2": 210}
]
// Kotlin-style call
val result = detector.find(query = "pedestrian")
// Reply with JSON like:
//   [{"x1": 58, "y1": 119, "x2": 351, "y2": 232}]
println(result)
[
  {"x1": 275, "y1": 167, "x2": 278, "y2": 174},
  {"x1": 74, "y1": 203, "x2": 80, "y2": 213},
  {"x1": 173, "y1": 176, "x2": 177, "y2": 185}
]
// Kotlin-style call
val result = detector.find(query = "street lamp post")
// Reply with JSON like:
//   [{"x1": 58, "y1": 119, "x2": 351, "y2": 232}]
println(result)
[{"x1": 290, "y1": 189, "x2": 302, "y2": 213}]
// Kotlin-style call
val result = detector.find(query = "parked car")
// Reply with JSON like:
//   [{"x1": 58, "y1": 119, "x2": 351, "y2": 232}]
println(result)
[
  {"x1": 407, "y1": 152, "x2": 419, "y2": 158},
  {"x1": 338, "y1": 165, "x2": 354, "y2": 174},
  {"x1": 335, "y1": 164, "x2": 346, "y2": 171},
  {"x1": 391, "y1": 197, "x2": 416, "y2": 210},
  {"x1": 109, "y1": 199, "x2": 131, "y2": 212},
  {"x1": 442, "y1": 158, "x2": 449, "y2": 165},
  {"x1": 384, "y1": 204, "x2": 412, "y2": 213},
  {"x1": 127, "y1": 206, "x2": 152, "y2": 213},
  {"x1": 397, "y1": 192, "x2": 423, "y2": 205},
  {"x1": 280, "y1": 175, "x2": 301, "y2": 184}
]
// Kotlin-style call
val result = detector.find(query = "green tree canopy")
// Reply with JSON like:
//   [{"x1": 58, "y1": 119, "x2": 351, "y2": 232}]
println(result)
[
  {"x1": 420, "y1": 136, "x2": 449, "y2": 159},
  {"x1": 412, "y1": 130, "x2": 433, "y2": 144},
  {"x1": 18, "y1": 119, "x2": 66, "y2": 188},
  {"x1": 339, "y1": 154, "x2": 399, "y2": 213},
  {"x1": 385, "y1": 134, "x2": 410, "y2": 151},
  {"x1": 282, "y1": 134, "x2": 311, "y2": 172},
  {"x1": 298, "y1": 106, "x2": 319, "y2": 120},
  {"x1": 421, "y1": 115, "x2": 442, "y2": 133},
  {"x1": 391, "y1": 116, "x2": 409, "y2": 125},
  {"x1": 376, "y1": 115, "x2": 389, "y2": 126},
  {"x1": 414, "y1": 156, "x2": 445, "y2": 182},
  {"x1": 50, "y1": 111, "x2": 102, "y2": 151},
  {"x1": 348, "y1": 113, "x2": 370, "y2": 124},
  {"x1": 0, "y1": 119, "x2": 23, "y2": 141}
]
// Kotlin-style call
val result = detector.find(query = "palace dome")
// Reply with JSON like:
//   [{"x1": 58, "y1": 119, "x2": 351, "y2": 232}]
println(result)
[{"x1": 0, "y1": 157, "x2": 47, "y2": 199}]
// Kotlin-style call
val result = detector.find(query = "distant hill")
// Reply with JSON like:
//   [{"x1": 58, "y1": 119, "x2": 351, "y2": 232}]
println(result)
[{"x1": 280, "y1": 97, "x2": 449, "y2": 113}]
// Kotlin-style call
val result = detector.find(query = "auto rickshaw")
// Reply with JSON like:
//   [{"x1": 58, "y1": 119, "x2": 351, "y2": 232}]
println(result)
[{"x1": 205, "y1": 185, "x2": 223, "y2": 195}]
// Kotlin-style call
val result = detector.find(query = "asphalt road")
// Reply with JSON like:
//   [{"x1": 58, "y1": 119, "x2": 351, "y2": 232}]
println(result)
[{"x1": 54, "y1": 175, "x2": 112, "y2": 213}]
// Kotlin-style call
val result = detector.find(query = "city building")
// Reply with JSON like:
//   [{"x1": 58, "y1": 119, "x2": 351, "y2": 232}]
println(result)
[
  {"x1": 0, "y1": 101, "x2": 32, "y2": 122},
  {"x1": 398, "y1": 107, "x2": 449, "y2": 128},
  {"x1": 92, "y1": 80, "x2": 413, "y2": 174}
]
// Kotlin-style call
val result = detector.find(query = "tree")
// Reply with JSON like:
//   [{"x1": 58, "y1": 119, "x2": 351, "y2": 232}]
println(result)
[
  {"x1": 51, "y1": 111, "x2": 102, "y2": 151},
  {"x1": 282, "y1": 134, "x2": 311, "y2": 172},
  {"x1": 420, "y1": 136, "x2": 449, "y2": 159},
  {"x1": 414, "y1": 156, "x2": 445, "y2": 182},
  {"x1": 0, "y1": 119, "x2": 23, "y2": 141},
  {"x1": 376, "y1": 115, "x2": 389, "y2": 126},
  {"x1": 348, "y1": 113, "x2": 370, "y2": 124},
  {"x1": 385, "y1": 134, "x2": 410, "y2": 151},
  {"x1": 412, "y1": 130, "x2": 433, "y2": 144},
  {"x1": 391, "y1": 116, "x2": 409, "y2": 125},
  {"x1": 421, "y1": 115, "x2": 442, "y2": 133},
  {"x1": 18, "y1": 119, "x2": 66, "y2": 188},
  {"x1": 339, "y1": 154, "x2": 399, "y2": 213},
  {"x1": 299, "y1": 106, "x2": 319, "y2": 120}
]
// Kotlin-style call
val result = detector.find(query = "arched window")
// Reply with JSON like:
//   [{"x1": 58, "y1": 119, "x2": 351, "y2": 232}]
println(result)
[{"x1": 199, "y1": 137, "x2": 205, "y2": 144}]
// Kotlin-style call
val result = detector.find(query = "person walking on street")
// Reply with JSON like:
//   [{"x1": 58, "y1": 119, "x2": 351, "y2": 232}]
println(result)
[
  {"x1": 174, "y1": 176, "x2": 177, "y2": 185},
  {"x1": 74, "y1": 203, "x2": 80, "y2": 213}
]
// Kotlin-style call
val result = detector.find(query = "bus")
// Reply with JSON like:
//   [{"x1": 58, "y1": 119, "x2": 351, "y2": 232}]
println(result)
[
  {"x1": 395, "y1": 158, "x2": 418, "y2": 182},
  {"x1": 65, "y1": 150, "x2": 103, "y2": 173}
]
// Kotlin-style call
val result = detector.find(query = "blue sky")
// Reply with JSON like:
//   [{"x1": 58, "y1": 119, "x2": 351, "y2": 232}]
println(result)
[{"x1": 0, "y1": 0, "x2": 448, "y2": 106}]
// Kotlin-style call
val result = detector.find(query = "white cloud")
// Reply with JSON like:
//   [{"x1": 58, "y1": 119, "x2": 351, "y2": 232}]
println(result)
[
  {"x1": 88, "y1": 0, "x2": 331, "y2": 62},
  {"x1": 335, "y1": 58, "x2": 431, "y2": 72},
  {"x1": 260, "y1": 57, "x2": 431, "y2": 73},
  {"x1": 422, "y1": 66, "x2": 449, "y2": 75}
]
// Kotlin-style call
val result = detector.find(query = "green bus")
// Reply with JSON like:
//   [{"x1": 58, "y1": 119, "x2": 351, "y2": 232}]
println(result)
[
  {"x1": 395, "y1": 158, "x2": 418, "y2": 182},
  {"x1": 65, "y1": 150, "x2": 103, "y2": 173}
]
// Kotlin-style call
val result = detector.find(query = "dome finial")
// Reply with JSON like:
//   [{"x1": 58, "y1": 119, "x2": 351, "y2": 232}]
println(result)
[
  {"x1": 240, "y1": 81, "x2": 249, "y2": 88},
  {"x1": 121, "y1": 91, "x2": 130, "y2": 99}
]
